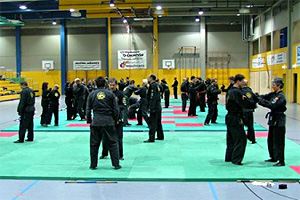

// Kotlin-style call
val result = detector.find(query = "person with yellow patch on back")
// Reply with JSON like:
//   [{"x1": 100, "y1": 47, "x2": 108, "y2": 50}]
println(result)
[
  {"x1": 48, "y1": 84, "x2": 60, "y2": 126},
  {"x1": 86, "y1": 77, "x2": 121, "y2": 170},
  {"x1": 257, "y1": 77, "x2": 287, "y2": 167},
  {"x1": 14, "y1": 81, "x2": 35, "y2": 143}
]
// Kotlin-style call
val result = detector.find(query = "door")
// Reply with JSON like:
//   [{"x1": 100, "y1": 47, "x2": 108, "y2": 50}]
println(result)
[{"x1": 294, "y1": 73, "x2": 298, "y2": 103}]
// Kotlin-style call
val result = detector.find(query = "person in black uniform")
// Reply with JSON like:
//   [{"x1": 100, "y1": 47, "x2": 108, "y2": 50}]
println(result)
[
  {"x1": 14, "y1": 81, "x2": 35, "y2": 143},
  {"x1": 188, "y1": 76, "x2": 197, "y2": 116},
  {"x1": 73, "y1": 78, "x2": 86, "y2": 120},
  {"x1": 118, "y1": 78, "x2": 126, "y2": 91},
  {"x1": 123, "y1": 80, "x2": 138, "y2": 126},
  {"x1": 144, "y1": 74, "x2": 164, "y2": 143},
  {"x1": 86, "y1": 79, "x2": 95, "y2": 93},
  {"x1": 135, "y1": 79, "x2": 150, "y2": 126},
  {"x1": 65, "y1": 81, "x2": 75, "y2": 120},
  {"x1": 221, "y1": 76, "x2": 234, "y2": 99},
  {"x1": 172, "y1": 77, "x2": 178, "y2": 99},
  {"x1": 257, "y1": 77, "x2": 287, "y2": 167},
  {"x1": 100, "y1": 78, "x2": 125, "y2": 161},
  {"x1": 161, "y1": 78, "x2": 170, "y2": 108},
  {"x1": 48, "y1": 84, "x2": 60, "y2": 126},
  {"x1": 224, "y1": 74, "x2": 247, "y2": 165},
  {"x1": 86, "y1": 76, "x2": 121, "y2": 170},
  {"x1": 241, "y1": 80, "x2": 257, "y2": 144},
  {"x1": 40, "y1": 82, "x2": 50, "y2": 127},
  {"x1": 196, "y1": 78, "x2": 206, "y2": 112},
  {"x1": 180, "y1": 78, "x2": 189, "y2": 112},
  {"x1": 204, "y1": 78, "x2": 221, "y2": 125}
]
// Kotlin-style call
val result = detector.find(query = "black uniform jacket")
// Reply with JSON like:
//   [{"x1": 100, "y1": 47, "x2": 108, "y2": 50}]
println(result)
[
  {"x1": 18, "y1": 87, "x2": 35, "y2": 115},
  {"x1": 258, "y1": 91, "x2": 286, "y2": 127},
  {"x1": 86, "y1": 88, "x2": 119, "y2": 126},
  {"x1": 147, "y1": 82, "x2": 161, "y2": 112}
]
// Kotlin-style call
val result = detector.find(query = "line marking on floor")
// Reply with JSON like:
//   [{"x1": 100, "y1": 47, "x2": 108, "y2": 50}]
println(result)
[
  {"x1": 12, "y1": 180, "x2": 40, "y2": 200},
  {"x1": 209, "y1": 182, "x2": 219, "y2": 200}
]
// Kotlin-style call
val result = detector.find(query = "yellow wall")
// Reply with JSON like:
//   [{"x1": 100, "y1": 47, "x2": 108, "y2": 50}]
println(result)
[
  {"x1": 21, "y1": 71, "x2": 62, "y2": 96},
  {"x1": 67, "y1": 70, "x2": 106, "y2": 82},
  {"x1": 20, "y1": 68, "x2": 250, "y2": 96},
  {"x1": 250, "y1": 46, "x2": 300, "y2": 104}
]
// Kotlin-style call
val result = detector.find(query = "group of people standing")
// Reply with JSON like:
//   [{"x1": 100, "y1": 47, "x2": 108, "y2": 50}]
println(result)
[
  {"x1": 87, "y1": 75, "x2": 165, "y2": 170},
  {"x1": 224, "y1": 74, "x2": 286, "y2": 167},
  {"x1": 40, "y1": 82, "x2": 61, "y2": 127},
  {"x1": 13, "y1": 73, "x2": 287, "y2": 170}
]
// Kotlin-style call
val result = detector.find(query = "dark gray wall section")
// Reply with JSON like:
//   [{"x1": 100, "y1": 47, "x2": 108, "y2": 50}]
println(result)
[
  {"x1": 111, "y1": 32, "x2": 154, "y2": 69},
  {"x1": 0, "y1": 35, "x2": 16, "y2": 71},
  {"x1": 67, "y1": 34, "x2": 106, "y2": 70}
]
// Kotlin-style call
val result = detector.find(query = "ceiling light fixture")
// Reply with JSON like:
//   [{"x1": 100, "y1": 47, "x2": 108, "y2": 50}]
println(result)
[
  {"x1": 195, "y1": 18, "x2": 200, "y2": 22},
  {"x1": 109, "y1": 0, "x2": 115, "y2": 7},
  {"x1": 52, "y1": 21, "x2": 57, "y2": 25},
  {"x1": 237, "y1": 13, "x2": 241, "y2": 16},
  {"x1": 70, "y1": 8, "x2": 75, "y2": 12},
  {"x1": 123, "y1": 18, "x2": 128, "y2": 24},
  {"x1": 19, "y1": 5, "x2": 27, "y2": 10},
  {"x1": 156, "y1": 5, "x2": 162, "y2": 10},
  {"x1": 199, "y1": 10, "x2": 204, "y2": 15}
]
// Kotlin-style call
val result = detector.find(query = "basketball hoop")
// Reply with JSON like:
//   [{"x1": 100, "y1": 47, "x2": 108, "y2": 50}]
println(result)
[{"x1": 167, "y1": 65, "x2": 171, "y2": 70}]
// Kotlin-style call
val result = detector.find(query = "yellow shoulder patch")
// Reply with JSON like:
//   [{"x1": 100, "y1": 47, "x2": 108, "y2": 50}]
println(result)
[
  {"x1": 246, "y1": 92, "x2": 252, "y2": 98},
  {"x1": 97, "y1": 92, "x2": 106, "y2": 100}
]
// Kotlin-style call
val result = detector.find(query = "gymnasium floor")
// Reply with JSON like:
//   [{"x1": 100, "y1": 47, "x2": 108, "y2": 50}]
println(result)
[{"x1": 0, "y1": 96, "x2": 299, "y2": 200}]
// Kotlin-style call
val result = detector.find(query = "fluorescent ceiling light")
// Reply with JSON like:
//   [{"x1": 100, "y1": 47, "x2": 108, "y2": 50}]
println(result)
[
  {"x1": 52, "y1": 21, "x2": 57, "y2": 25},
  {"x1": 156, "y1": 5, "x2": 162, "y2": 10},
  {"x1": 134, "y1": 18, "x2": 153, "y2": 21},
  {"x1": 109, "y1": 1, "x2": 115, "y2": 7},
  {"x1": 198, "y1": 10, "x2": 204, "y2": 15},
  {"x1": 239, "y1": 8, "x2": 250, "y2": 14},
  {"x1": 237, "y1": 14, "x2": 241, "y2": 16},
  {"x1": 195, "y1": 18, "x2": 200, "y2": 22},
  {"x1": 19, "y1": 5, "x2": 27, "y2": 10}
]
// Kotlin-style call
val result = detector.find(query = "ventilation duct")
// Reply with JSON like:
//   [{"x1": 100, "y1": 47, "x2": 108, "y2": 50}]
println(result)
[{"x1": 0, "y1": 17, "x2": 24, "y2": 27}]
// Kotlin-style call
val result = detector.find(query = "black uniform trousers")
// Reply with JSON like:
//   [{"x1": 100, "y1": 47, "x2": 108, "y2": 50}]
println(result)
[
  {"x1": 199, "y1": 95, "x2": 206, "y2": 112},
  {"x1": 40, "y1": 103, "x2": 49, "y2": 125},
  {"x1": 101, "y1": 123, "x2": 124, "y2": 158},
  {"x1": 19, "y1": 112, "x2": 34, "y2": 142},
  {"x1": 122, "y1": 96, "x2": 129, "y2": 125},
  {"x1": 137, "y1": 103, "x2": 149, "y2": 126},
  {"x1": 65, "y1": 98, "x2": 74, "y2": 120},
  {"x1": 90, "y1": 126, "x2": 119, "y2": 168},
  {"x1": 243, "y1": 111, "x2": 255, "y2": 142},
  {"x1": 148, "y1": 110, "x2": 164, "y2": 141},
  {"x1": 48, "y1": 104, "x2": 59, "y2": 125},
  {"x1": 204, "y1": 102, "x2": 218, "y2": 124},
  {"x1": 225, "y1": 115, "x2": 247, "y2": 164},
  {"x1": 75, "y1": 99, "x2": 85, "y2": 120},
  {"x1": 268, "y1": 126, "x2": 285, "y2": 162},
  {"x1": 188, "y1": 96, "x2": 197, "y2": 116},
  {"x1": 181, "y1": 93, "x2": 188, "y2": 112},
  {"x1": 164, "y1": 91, "x2": 170, "y2": 108},
  {"x1": 173, "y1": 87, "x2": 178, "y2": 99}
]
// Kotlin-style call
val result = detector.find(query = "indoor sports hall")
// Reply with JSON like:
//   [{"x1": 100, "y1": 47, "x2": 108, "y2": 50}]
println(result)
[{"x1": 0, "y1": 0, "x2": 300, "y2": 199}]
